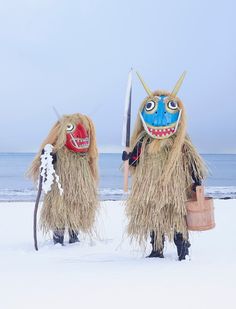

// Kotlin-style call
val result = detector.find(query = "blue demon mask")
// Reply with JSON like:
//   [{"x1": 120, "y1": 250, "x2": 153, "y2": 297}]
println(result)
[
  {"x1": 140, "y1": 95, "x2": 181, "y2": 139},
  {"x1": 137, "y1": 72, "x2": 186, "y2": 140}
]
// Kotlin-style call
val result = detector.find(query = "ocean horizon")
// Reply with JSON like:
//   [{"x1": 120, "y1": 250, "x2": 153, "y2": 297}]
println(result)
[{"x1": 0, "y1": 152, "x2": 235, "y2": 201}]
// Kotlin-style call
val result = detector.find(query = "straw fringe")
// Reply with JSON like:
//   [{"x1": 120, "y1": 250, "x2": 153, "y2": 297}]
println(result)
[{"x1": 40, "y1": 148, "x2": 98, "y2": 234}]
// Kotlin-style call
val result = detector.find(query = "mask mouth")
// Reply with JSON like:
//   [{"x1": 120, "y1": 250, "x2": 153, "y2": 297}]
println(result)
[
  {"x1": 71, "y1": 137, "x2": 90, "y2": 149},
  {"x1": 147, "y1": 124, "x2": 176, "y2": 139},
  {"x1": 139, "y1": 111, "x2": 182, "y2": 140}
]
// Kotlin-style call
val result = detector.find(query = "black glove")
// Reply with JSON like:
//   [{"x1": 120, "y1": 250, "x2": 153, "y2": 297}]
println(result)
[
  {"x1": 122, "y1": 151, "x2": 131, "y2": 161},
  {"x1": 192, "y1": 180, "x2": 202, "y2": 192}
]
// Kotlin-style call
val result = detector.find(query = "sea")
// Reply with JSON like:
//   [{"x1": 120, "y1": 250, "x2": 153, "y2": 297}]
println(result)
[{"x1": 0, "y1": 153, "x2": 235, "y2": 201}]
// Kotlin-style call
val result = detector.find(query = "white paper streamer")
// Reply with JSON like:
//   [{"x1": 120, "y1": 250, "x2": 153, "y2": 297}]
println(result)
[{"x1": 39, "y1": 144, "x2": 63, "y2": 196}]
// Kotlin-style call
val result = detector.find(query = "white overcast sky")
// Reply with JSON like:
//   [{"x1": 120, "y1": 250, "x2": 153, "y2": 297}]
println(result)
[{"x1": 0, "y1": 0, "x2": 235, "y2": 153}]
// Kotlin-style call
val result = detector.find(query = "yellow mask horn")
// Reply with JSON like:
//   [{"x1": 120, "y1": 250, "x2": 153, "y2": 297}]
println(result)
[
  {"x1": 136, "y1": 71, "x2": 153, "y2": 97},
  {"x1": 170, "y1": 71, "x2": 187, "y2": 98}
]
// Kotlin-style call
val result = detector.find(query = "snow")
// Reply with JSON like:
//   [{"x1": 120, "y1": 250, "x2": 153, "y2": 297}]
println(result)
[{"x1": 0, "y1": 200, "x2": 235, "y2": 309}]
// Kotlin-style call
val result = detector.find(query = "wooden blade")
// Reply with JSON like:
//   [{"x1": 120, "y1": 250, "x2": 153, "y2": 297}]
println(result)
[{"x1": 122, "y1": 68, "x2": 132, "y2": 148}]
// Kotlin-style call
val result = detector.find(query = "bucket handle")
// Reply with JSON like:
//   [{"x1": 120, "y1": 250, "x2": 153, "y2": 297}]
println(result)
[{"x1": 196, "y1": 185, "x2": 205, "y2": 210}]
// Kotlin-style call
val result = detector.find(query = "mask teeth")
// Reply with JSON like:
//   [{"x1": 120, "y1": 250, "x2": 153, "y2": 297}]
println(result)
[
  {"x1": 148, "y1": 127, "x2": 175, "y2": 137},
  {"x1": 72, "y1": 137, "x2": 90, "y2": 148},
  {"x1": 77, "y1": 137, "x2": 89, "y2": 142}
]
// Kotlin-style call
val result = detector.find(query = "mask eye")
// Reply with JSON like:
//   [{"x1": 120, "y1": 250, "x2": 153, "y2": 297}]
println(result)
[
  {"x1": 66, "y1": 123, "x2": 74, "y2": 132},
  {"x1": 167, "y1": 101, "x2": 178, "y2": 110},
  {"x1": 145, "y1": 100, "x2": 156, "y2": 112}
]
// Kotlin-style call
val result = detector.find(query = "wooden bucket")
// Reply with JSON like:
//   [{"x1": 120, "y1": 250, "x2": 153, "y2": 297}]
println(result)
[{"x1": 186, "y1": 186, "x2": 215, "y2": 231}]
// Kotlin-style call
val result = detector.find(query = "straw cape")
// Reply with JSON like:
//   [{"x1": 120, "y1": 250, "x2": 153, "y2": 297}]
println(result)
[
  {"x1": 126, "y1": 90, "x2": 207, "y2": 250},
  {"x1": 28, "y1": 113, "x2": 99, "y2": 235}
]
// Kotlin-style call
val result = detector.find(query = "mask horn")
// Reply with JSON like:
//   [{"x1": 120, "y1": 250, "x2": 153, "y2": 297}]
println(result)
[
  {"x1": 52, "y1": 106, "x2": 62, "y2": 121},
  {"x1": 136, "y1": 71, "x2": 153, "y2": 97},
  {"x1": 170, "y1": 71, "x2": 187, "y2": 98}
]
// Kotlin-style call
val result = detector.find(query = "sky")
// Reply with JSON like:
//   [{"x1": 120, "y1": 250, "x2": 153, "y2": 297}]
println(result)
[{"x1": 0, "y1": 0, "x2": 235, "y2": 153}]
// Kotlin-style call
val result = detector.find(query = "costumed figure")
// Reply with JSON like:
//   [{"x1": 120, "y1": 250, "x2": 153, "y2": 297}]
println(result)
[
  {"x1": 28, "y1": 113, "x2": 99, "y2": 246},
  {"x1": 123, "y1": 72, "x2": 207, "y2": 260}
]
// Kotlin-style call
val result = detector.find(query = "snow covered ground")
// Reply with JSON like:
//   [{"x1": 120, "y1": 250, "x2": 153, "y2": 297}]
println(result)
[{"x1": 0, "y1": 200, "x2": 235, "y2": 309}]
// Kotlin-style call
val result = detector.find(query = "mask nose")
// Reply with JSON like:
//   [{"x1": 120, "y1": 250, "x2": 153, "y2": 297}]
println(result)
[{"x1": 153, "y1": 102, "x2": 168, "y2": 126}]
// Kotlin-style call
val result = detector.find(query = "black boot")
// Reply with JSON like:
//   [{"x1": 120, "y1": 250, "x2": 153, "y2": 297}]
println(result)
[
  {"x1": 53, "y1": 229, "x2": 65, "y2": 245},
  {"x1": 147, "y1": 231, "x2": 164, "y2": 258},
  {"x1": 174, "y1": 232, "x2": 191, "y2": 261},
  {"x1": 69, "y1": 230, "x2": 79, "y2": 244}
]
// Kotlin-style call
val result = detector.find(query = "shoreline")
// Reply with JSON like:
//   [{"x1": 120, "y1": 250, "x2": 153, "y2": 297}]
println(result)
[
  {"x1": 0, "y1": 196, "x2": 235, "y2": 203},
  {"x1": 1, "y1": 186, "x2": 235, "y2": 201}
]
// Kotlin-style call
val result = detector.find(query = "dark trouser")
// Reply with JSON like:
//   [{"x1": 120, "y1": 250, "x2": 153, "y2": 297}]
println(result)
[
  {"x1": 148, "y1": 231, "x2": 190, "y2": 260},
  {"x1": 174, "y1": 232, "x2": 191, "y2": 261},
  {"x1": 53, "y1": 229, "x2": 79, "y2": 245},
  {"x1": 147, "y1": 231, "x2": 165, "y2": 258}
]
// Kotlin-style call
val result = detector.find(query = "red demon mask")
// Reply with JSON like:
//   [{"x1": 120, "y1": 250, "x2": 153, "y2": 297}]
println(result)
[{"x1": 65, "y1": 123, "x2": 90, "y2": 153}]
